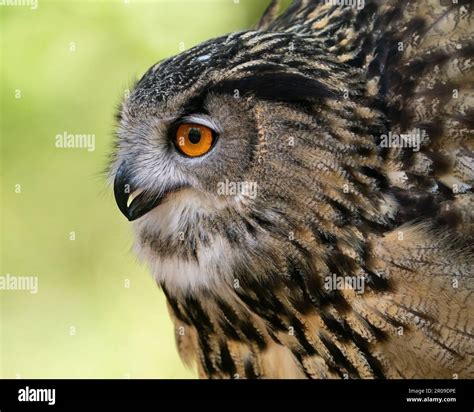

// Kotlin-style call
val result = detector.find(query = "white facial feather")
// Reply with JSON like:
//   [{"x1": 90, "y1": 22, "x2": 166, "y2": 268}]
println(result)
[
  {"x1": 132, "y1": 189, "x2": 235, "y2": 294},
  {"x1": 181, "y1": 114, "x2": 223, "y2": 134}
]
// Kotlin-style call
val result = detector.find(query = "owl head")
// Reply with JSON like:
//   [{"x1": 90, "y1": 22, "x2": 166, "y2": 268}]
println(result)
[{"x1": 112, "y1": 29, "x2": 384, "y2": 295}]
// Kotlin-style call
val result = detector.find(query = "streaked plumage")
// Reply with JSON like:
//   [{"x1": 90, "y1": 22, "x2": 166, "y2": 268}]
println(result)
[{"x1": 112, "y1": 0, "x2": 473, "y2": 378}]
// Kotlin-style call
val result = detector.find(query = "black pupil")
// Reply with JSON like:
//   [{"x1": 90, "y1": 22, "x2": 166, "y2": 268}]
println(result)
[{"x1": 188, "y1": 128, "x2": 201, "y2": 144}]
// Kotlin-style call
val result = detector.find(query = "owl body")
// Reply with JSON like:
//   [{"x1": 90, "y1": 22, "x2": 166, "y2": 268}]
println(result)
[{"x1": 113, "y1": 0, "x2": 474, "y2": 378}]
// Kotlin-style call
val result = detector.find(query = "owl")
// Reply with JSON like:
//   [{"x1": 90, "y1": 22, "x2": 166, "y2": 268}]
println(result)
[{"x1": 111, "y1": 0, "x2": 473, "y2": 378}]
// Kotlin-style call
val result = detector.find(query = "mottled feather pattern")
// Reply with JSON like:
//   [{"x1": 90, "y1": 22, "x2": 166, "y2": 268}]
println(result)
[{"x1": 113, "y1": 0, "x2": 473, "y2": 378}]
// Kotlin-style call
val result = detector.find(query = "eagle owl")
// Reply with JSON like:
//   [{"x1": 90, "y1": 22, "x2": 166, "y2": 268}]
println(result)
[{"x1": 112, "y1": 0, "x2": 473, "y2": 378}]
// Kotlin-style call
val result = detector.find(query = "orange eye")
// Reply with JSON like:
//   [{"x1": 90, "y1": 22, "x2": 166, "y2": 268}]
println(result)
[{"x1": 175, "y1": 124, "x2": 215, "y2": 157}]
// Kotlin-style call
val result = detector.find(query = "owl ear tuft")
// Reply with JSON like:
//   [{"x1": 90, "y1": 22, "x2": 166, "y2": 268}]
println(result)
[
  {"x1": 211, "y1": 72, "x2": 338, "y2": 104},
  {"x1": 257, "y1": 0, "x2": 280, "y2": 31}
]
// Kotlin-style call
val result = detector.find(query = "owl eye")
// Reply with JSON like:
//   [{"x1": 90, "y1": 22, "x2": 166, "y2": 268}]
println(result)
[{"x1": 175, "y1": 124, "x2": 215, "y2": 157}]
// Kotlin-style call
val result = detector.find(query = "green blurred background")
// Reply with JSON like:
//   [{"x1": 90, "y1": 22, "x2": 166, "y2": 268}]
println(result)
[{"x1": 0, "y1": 0, "x2": 284, "y2": 379}]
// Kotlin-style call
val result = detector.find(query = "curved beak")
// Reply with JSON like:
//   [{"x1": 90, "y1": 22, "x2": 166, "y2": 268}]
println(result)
[{"x1": 113, "y1": 162, "x2": 183, "y2": 221}]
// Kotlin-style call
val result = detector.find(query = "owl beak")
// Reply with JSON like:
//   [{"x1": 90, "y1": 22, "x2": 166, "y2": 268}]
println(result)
[{"x1": 113, "y1": 162, "x2": 183, "y2": 221}]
